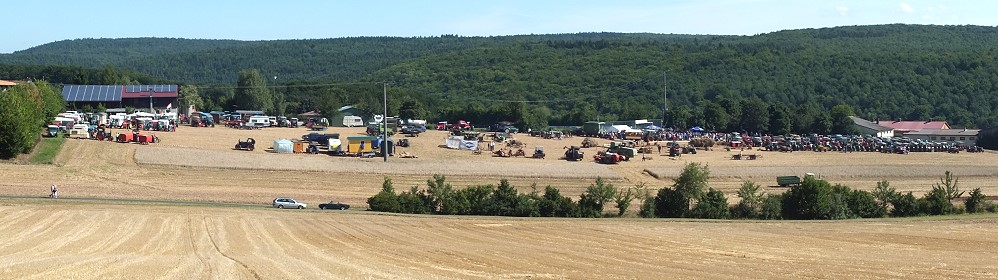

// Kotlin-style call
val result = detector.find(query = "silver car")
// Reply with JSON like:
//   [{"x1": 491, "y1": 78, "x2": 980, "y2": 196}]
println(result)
[{"x1": 273, "y1": 197, "x2": 306, "y2": 209}]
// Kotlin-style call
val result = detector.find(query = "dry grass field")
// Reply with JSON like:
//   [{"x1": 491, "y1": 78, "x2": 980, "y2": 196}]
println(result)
[
  {"x1": 3, "y1": 125, "x2": 998, "y2": 278},
  {"x1": 1, "y1": 201, "x2": 996, "y2": 279}
]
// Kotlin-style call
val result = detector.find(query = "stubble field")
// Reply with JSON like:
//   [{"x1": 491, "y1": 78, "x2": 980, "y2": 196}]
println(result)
[{"x1": 3, "y1": 125, "x2": 998, "y2": 278}]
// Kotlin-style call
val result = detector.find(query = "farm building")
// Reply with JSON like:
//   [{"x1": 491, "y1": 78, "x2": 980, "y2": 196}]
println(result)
[
  {"x1": 849, "y1": 116, "x2": 895, "y2": 138},
  {"x1": 903, "y1": 129, "x2": 980, "y2": 146},
  {"x1": 338, "y1": 105, "x2": 365, "y2": 117},
  {"x1": 61, "y1": 85, "x2": 178, "y2": 113},
  {"x1": 878, "y1": 119, "x2": 950, "y2": 134}
]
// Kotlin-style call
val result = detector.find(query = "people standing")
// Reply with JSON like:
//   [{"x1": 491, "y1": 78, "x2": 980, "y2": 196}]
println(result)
[{"x1": 50, "y1": 184, "x2": 58, "y2": 198}]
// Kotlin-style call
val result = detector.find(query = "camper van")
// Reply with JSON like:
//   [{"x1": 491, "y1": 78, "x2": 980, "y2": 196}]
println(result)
[
  {"x1": 69, "y1": 124, "x2": 90, "y2": 138},
  {"x1": 248, "y1": 115, "x2": 270, "y2": 127},
  {"x1": 343, "y1": 116, "x2": 364, "y2": 127}
]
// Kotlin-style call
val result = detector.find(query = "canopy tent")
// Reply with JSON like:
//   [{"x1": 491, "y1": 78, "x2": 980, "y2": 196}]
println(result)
[
  {"x1": 273, "y1": 139, "x2": 294, "y2": 154},
  {"x1": 606, "y1": 125, "x2": 641, "y2": 133}
]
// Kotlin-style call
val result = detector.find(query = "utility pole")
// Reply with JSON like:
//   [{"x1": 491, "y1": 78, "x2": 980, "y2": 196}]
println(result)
[
  {"x1": 383, "y1": 82, "x2": 388, "y2": 162},
  {"x1": 149, "y1": 87, "x2": 155, "y2": 114},
  {"x1": 663, "y1": 72, "x2": 668, "y2": 127}
]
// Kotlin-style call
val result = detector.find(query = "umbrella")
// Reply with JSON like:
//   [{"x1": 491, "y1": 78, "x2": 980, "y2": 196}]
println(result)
[{"x1": 691, "y1": 126, "x2": 704, "y2": 132}]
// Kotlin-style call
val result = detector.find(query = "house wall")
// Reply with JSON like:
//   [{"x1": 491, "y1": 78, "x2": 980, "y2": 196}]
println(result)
[
  {"x1": 855, "y1": 125, "x2": 894, "y2": 138},
  {"x1": 906, "y1": 134, "x2": 977, "y2": 146}
]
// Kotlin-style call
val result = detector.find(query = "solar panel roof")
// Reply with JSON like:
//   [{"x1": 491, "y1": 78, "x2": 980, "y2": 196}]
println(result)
[
  {"x1": 61, "y1": 85, "x2": 121, "y2": 102},
  {"x1": 62, "y1": 85, "x2": 178, "y2": 102}
]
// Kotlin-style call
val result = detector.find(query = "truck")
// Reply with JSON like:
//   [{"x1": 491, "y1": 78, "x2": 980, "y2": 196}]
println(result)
[{"x1": 581, "y1": 121, "x2": 606, "y2": 136}]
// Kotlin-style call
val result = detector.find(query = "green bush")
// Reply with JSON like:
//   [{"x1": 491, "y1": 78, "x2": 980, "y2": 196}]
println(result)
[
  {"x1": 732, "y1": 180, "x2": 764, "y2": 219},
  {"x1": 781, "y1": 177, "x2": 833, "y2": 220},
  {"x1": 577, "y1": 177, "x2": 616, "y2": 217},
  {"x1": 539, "y1": 186, "x2": 574, "y2": 217},
  {"x1": 639, "y1": 196, "x2": 656, "y2": 218},
  {"x1": 759, "y1": 194, "x2": 783, "y2": 220},
  {"x1": 891, "y1": 192, "x2": 920, "y2": 217},
  {"x1": 367, "y1": 177, "x2": 400, "y2": 212},
  {"x1": 692, "y1": 188, "x2": 729, "y2": 219},
  {"x1": 848, "y1": 189, "x2": 883, "y2": 218},
  {"x1": 398, "y1": 186, "x2": 431, "y2": 214},
  {"x1": 872, "y1": 180, "x2": 897, "y2": 216},
  {"x1": 920, "y1": 187, "x2": 953, "y2": 215},
  {"x1": 965, "y1": 188, "x2": 988, "y2": 214},
  {"x1": 654, "y1": 188, "x2": 687, "y2": 218}
]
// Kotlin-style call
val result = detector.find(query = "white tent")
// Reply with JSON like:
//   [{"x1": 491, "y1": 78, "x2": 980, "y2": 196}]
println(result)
[
  {"x1": 606, "y1": 125, "x2": 641, "y2": 133},
  {"x1": 445, "y1": 136, "x2": 463, "y2": 149},
  {"x1": 273, "y1": 139, "x2": 294, "y2": 154}
]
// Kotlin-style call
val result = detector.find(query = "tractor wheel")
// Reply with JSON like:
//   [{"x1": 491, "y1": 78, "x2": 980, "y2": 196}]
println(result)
[{"x1": 248, "y1": 146, "x2": 254, "y2": 151}]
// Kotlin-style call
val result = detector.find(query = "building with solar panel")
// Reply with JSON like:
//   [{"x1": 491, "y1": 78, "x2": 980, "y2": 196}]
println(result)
[{"x1": 62, "y1": 85, "x2": 179, "y2": 113}]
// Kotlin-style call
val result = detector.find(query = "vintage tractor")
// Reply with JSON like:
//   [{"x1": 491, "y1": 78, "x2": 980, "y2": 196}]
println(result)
[
  {"x1": 531, "y1": 146, "x2": 545, "y2": 159},
  {"x1": 594, "y1": 151, "x2": 624, "y2": 164},
  {"x1": 564, "y1": 146, "x2": 585, "y2": 161},
  {"x1": 235, "y1": 138, "x2": 256, "y2": 151}
]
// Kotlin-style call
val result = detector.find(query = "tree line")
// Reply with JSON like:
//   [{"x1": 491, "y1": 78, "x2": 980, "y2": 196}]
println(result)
[
  {"x1": 367, "y1": 164, "x2": 998, "y2": 219},
  {"x1": 6, "y1": 24, "x2": 998, "y2": 131},
  {"x1": 0, "y1": 82, "x2": 65, "y2": 159}
]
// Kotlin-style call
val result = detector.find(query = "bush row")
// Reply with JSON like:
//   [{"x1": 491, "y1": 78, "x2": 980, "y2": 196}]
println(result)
[{"x1": 367, "y1": 164, "x2": 998, "y2": 219}]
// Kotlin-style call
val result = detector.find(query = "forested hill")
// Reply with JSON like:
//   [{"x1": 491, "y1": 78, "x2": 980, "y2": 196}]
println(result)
[
  {"x1": 3, "y1": 24, "x2": 998, "y2": 129},
  {"x1": 0, "y1": 33, "x2": 706, "y2": 83}
]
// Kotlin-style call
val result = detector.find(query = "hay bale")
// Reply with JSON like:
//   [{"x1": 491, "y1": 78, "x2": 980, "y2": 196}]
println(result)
[{"x1": 689, "y1": 138, "x2": 715, "y2": 147}]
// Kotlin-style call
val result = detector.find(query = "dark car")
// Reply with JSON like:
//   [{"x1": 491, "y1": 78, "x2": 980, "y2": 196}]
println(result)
[
  {"x1": 301, "y1": 133, "x2": 340, "y2": 145},
  {"x1": 318, "y1": 201, "x2": 350, "y2": 210}
]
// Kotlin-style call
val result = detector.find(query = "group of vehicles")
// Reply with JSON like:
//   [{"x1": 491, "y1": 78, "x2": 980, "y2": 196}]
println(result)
[{"x1": 272, "y1": 198, "x2": 350, "y2": 210}]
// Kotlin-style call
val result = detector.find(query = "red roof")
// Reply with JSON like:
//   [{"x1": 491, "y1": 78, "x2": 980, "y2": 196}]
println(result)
[{"x1": 879, "y1": 121, "x2": 950, "y2": 131}]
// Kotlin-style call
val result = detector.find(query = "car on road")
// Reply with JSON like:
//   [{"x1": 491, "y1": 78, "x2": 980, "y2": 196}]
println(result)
[
  {"x1": 318, "y1": 201, "x2": 350, "y2": 210},
  {"x1": 273, "y1": 197, "x2": 307, "y2": 209}
]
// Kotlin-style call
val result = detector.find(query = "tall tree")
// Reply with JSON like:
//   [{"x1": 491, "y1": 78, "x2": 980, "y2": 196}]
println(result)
[
  {"x1": 398, "y1": 97, "x2": 426, "y2": 121},
  {"x1": 830, "y1": 104, "x2": 857, "y2": 134},
  {"x1": 233, "y1": 69, "x2": 273, "y2": 114},
  {"x1": 739, "y1": 98, "x2": 769, "y2": 133},
  {"x1": 768, "y1": 102, "x2": 793, "y2": 135},
  {"x1": 701, "y1": 101, "x2": 729, "y2": 131},
  {"x1": 178, "y1": 84, "x2": 204, "y2": 113}
]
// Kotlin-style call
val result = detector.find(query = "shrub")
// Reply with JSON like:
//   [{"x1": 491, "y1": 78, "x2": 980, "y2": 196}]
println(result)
[
  {"x1": 781, "y1": 177, "x2": 833, "y2": 220},
  {"x1": 891, "y1": 192, "x2": 920, "y2": 217},
  {"x1": 674, "y1": 162, "x2": 710, "y2": 210},
  {"x1": 367, "y1": 177, "x2": 400, "y2": 213},
  {"x1": 965, "y1": 188, "x2": 988, "y2": 214},
  {"x1": 872, "y1": 180, "x2": 897, "y2": 216},
  {"x1": 732, "y1": 180, "x2": 764, "y2": 219},
  {"x1": 613, "y1": 187, "x2": 636, "y2": 217},
  {"x1": 920, "y1": 186, "x2": 953, "y2": 215},
  {"x1": 426, "y1": 174, "x2": 453, "y2": 213},
  {"x1": 639, "y1": 195, "x2": 656, "y2": 218},
  {"x1": 848, "y1": 189, "x2": 883, "y2": 218},
  {"x1": 397, "y1": 187, "x2": 431, "y2": 214},
  {"x1": 488, "y1": 179, "x2": 520, "y2": 216},
  {"x1": 759, "y1": 194, "x2": 783, "y2": 220},
  {"x1": 539, "y1": 186, "x2": 575, "y2": 217},
  {"x1": 692, "y1": 188, "x2": 729, "y2": 219},
  {"x1": 654, "y1": 187, "x2": 687, "y2": 218},
  {"x1": 577, "y1": 177, "x2": 616, "y2": 217}
]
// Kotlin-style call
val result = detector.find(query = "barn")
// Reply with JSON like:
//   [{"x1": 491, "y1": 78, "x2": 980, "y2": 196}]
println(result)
[{"x1": 61, "y1": 85, "x2": 179, "y2": 113}]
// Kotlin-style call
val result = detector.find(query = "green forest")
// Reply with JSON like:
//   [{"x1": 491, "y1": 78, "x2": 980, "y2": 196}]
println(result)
[{"x1": 3, "y1": 24, "x2": 998, "y2": 131}]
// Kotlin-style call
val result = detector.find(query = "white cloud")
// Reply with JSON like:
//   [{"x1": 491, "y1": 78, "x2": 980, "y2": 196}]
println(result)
[
  {"x1": 836, "y1": 6, "x2": 849, "y2": 16},
  {"x1": 900, "y1": 2, "x2": 914, "y2": 13}
]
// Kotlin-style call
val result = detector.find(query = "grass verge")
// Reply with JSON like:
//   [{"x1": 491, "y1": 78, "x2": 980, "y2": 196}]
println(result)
[{"x1": 30, "y1": 136, "x2": 65, "y2": 164}]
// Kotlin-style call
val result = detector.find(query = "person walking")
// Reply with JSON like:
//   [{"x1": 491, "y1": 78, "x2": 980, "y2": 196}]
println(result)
[{"x1": 50, "y1": 184, "x2": 58, "y2": 199}]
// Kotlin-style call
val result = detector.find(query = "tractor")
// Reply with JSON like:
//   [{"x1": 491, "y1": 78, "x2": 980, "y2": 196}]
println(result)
[
  {"x1": 594, "y1": 151, "x2": 624, "y2": 164},
  {"x1": 235, "y1": 138, "x2": 256, "y2": 151},
  {"x1": 564, "y1": 146, "x2": 585, "y2": 161},
  {"x1": 531, "y1": 146, "x2": 545, "y2": 159}
]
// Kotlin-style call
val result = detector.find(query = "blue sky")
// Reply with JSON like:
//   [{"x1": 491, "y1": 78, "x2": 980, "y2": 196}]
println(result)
[{"x1": 3, "y1": 0, "x2": 995, "y2": 53}]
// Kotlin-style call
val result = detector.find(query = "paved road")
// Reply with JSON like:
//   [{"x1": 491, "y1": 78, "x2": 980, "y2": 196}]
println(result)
[{"x1": 0, "y1": 195, "x2": 266, "y2": 208}]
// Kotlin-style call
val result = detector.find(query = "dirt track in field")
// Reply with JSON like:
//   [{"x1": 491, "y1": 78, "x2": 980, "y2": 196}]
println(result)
[{"x1": 1, "y1": 202, "x2": 996, "y2": 279}]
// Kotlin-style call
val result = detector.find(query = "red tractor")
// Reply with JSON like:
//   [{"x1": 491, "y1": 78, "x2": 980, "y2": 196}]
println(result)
[
  {"x1": 594, "y1": 152, "x2": 624, "y2": 164},
  {"x1": 450, "y1": 120, "x2": 472, "y2": 130}
]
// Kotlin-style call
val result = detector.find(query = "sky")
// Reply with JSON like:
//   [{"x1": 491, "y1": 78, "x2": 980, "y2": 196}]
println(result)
[{"x1": 3, "y1": 0, "x2": 996, "y2": 53}]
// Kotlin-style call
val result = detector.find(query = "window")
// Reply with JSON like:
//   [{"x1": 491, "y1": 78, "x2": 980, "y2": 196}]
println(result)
[
  {"x1": 970, "y1": 137, "x2": 976, "y2": 140},
  {"x1": 950, "y1": 137, "x2": 956, "y2": 141},
  {"x1": 960, "y1": 137, "x2": 966, "y2": 140},
  {"x1": 931, "y1": 136, "x2": 937, "y2": 140}
]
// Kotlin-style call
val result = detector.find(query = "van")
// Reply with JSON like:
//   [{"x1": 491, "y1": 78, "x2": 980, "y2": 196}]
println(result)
[
  {"x1": 248, "y1": 115, "x2": 270, "y2": 127},
  {"x1": 69, "y1": 124, "x2": 90, "y2": 138},
  {"x1": 343, "y1": 116, "x2": 363, "y2": 127}
]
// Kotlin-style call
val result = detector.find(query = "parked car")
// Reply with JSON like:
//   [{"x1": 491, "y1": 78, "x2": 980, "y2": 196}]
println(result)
[
  {"x1": 301, "y1": 132, "x2": 340, "y2": 145},
  {"x1": 273, "y1": 197, "x2": 306, "y2": 209},
  {"x1": 318, "y1": 201, "x2": 350, "y2": 210}
]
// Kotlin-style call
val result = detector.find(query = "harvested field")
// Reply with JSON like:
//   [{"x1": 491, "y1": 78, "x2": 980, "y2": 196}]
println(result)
[
  {"x1": 1, "y1": 201, "x2": 996, "y2": 279},
  {"x1": 134, "y1": 146, "x2": 621, "y2": 179}
]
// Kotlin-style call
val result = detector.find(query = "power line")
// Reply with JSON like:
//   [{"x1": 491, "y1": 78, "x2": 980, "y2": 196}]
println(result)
[{"x1": 195, "y1": 81, "x2": 383, "y2": 90}]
